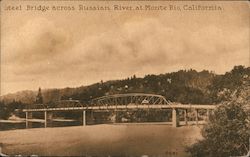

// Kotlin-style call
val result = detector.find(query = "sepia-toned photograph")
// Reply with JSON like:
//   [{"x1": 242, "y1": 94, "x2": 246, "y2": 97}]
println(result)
[{"x1": 0, "y1": 0, "x2": 249, "y2": 156}]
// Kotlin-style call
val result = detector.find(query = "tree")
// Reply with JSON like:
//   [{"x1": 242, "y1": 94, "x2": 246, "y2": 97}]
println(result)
[
  {"x1": 0, "y1": 101, "x2": 10, "y2": 119},
  {"x1": 187, "y1": 80, "x2": 250, "y2": 157},
  {"x1": 35, "y1": 87, "x2": 43, "y2": 104},
  {"x1": 209, "y1": 65, "x2": 250, "y2": 103},
  {"x1": 0, "y1": 100, "x2": 25, "y2": 119},
  {"x1": 187, "y1": 101, "x2": 249, "y2": 157}
]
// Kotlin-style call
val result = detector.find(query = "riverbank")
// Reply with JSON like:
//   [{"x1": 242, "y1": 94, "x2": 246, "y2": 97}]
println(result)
[{"x1": 0, "y1": 124, "x2": 202, "y2": 156}]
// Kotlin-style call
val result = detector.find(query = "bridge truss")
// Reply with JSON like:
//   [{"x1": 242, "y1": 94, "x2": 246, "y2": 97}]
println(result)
[{"x1": 90, "y1": 93, "x2": 172, "y2": 106}]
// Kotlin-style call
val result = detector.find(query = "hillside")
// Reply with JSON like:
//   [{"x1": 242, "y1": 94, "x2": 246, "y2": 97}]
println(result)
[
  {"x1": 0, "y1": 70, "x2": 215, "y2": 104},
  {"x1": 1, "y1": 65, "x2": 249, "y2": 105}
]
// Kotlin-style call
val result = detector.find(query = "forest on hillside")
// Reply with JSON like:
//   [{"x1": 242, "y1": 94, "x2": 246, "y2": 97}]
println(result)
[{"x1": 0, "y1": 65, "x2": 249, "y2": 119}]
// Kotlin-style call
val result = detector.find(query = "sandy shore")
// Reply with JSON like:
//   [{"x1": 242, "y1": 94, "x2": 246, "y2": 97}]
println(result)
[{"x1": 0, "y1": 124, "x2": 202, "y2": 156}]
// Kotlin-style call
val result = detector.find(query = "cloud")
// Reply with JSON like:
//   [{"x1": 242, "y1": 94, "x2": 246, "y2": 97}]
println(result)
[
  {"x1": 1, "y1": 14, "x2": 249, "y2": 94},
  {"x1": 4, "y1": 18, "x2": 73, "y2": 65},
  {"x1": 54, "y1": 18, "x2": 248, "y2": 78},
  {"x1": 8, "y1": 18, "x2": 249, "y2": 78}
]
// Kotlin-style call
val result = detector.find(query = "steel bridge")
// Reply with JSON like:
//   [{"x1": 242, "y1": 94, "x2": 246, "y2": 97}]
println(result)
[{"x1": 23, "y1": 93, "x2": 217, "y2": 128}]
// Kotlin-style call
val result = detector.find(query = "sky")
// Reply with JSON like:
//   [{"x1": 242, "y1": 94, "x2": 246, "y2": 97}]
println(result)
[{"x1": 1, "y1": 1, "x2": 249, "y2": 95}]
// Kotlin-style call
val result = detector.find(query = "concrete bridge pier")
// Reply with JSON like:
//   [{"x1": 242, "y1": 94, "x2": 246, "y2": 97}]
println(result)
[
  {"x1": 82, "y1": 110, "x2": 86, "y2": 126},
  {"x1": 184, "y1": 109, "x2": 188, "y2": 125},
  {"x1": 25, "y1": 112, "x2": 33, "y2": 128},
  {"x1": 195, "y1": 109, "x2": 198, "y2": 125},
  {"x1": 109, "y1": 110, "x2": 117, "y2": 123},
  {"x1": 86, "y1": 110, "x2": 95, "y2": 125},
  {"x1": 44, "y1": 111, "x2": 53, "y2": 128},
  {"x1": 206, "y1": 109, "x2": 210, "y2": 120},
  {"x1": 172, "y1": 108, "x2": 179, "y2": 127},
  {"x1": 115, "y1": 110, "x2": 118, "y2": 123}
]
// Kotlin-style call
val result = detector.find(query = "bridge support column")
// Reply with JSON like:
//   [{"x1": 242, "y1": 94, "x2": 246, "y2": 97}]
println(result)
[
  {"x1": 195, "y1": 109, "x2": 198, "y2": 125},
  {"x1": 206, "y1": 109, "x2": 210, "y2": 121},
  {"x1": 184, "y1": 109, "x2": 188, "y2": 125},
  {"x1": 172, "y1": 108, "x2": 179, "y2": 127},
  {"x1": 87, "y1": 110, "x2": 95, "y2": 125},
  {"x1": 82, "y1": 110, "x2": 86, "y2": 126},
  {"x1": 91, "y1": 111, "x2": 94, "y2": 124},
  {"x1": 25, "y1": 112, "x2": 33, "y2": 128},
  {"x1": 112, "y1": 110, "x2": 117, "y2": 123},
  {"x1": 44, "y1": 111, "x2": 53, "y2": 128}
]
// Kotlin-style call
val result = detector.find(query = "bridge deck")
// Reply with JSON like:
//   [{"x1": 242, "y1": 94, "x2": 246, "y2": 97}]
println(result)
[{"x1": 23, "y1": 104, "x2": 216, "y2": 112}]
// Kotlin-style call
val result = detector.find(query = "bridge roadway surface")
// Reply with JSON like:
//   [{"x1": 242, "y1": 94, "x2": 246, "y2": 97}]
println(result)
[{"x1": 23, "y1": 104, "x2": 216, "y2": 112}]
